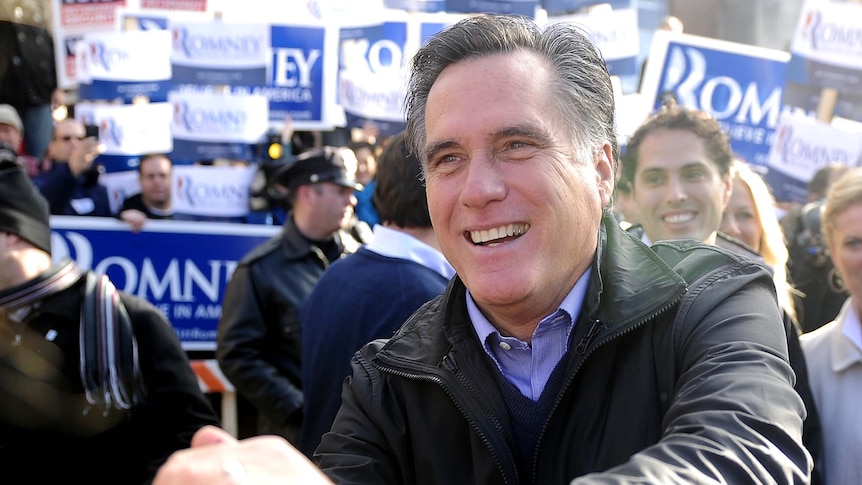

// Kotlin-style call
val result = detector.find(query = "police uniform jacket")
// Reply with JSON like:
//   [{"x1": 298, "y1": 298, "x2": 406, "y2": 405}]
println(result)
[{"x1": 216, "y1": 214, "x2": 365, "y2": 439}]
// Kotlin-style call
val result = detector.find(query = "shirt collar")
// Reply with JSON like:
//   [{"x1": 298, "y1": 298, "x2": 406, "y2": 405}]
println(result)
[
  {"x1": 833, "y1": 298, "x2": 862, "y2": 372},
  {"x1": 366, "y1": 225, "x2": 455, "y2": 279},
  {"x1": 468, "y1": 267, "x2": 592, "y2": 347}
]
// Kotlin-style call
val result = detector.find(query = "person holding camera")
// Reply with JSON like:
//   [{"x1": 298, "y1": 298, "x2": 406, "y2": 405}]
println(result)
[
  {"x1": 34, "y1": 118, "x2": 111, "y2": 217},
  {"x1": 781, "y1": 163, "x2": 851, "y2": 333}
]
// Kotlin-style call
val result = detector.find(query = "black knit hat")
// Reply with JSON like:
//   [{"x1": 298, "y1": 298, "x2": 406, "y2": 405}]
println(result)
[{"x1": 0, "y1": 160, "x2": 51, "y2": 253}]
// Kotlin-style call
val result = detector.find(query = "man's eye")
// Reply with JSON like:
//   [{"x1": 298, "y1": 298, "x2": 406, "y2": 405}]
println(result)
[
  {"x1": 643, "y1": 175, "x2": 663, "y2": 185},
  {"x1": 685, "y1": 170, "x2": 706, "y2": 181}
]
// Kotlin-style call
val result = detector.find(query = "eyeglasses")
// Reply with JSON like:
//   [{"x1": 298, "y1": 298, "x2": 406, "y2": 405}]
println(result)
[{"x1": 58, "y1": 135, "x2": 84, "y2": 142}]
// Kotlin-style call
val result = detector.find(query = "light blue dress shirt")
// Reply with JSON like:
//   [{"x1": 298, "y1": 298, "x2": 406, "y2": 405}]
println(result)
[{"x1": 468, "y1": 268, "x2": 591, "y2": 401}]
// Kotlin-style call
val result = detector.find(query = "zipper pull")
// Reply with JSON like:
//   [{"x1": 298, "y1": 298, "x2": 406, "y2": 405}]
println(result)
[
  {"x1": 575, "y1": 320, "x2": 603, "y2": 355},
  {"x1": 442, "y1": 352, "x2": 459, "y2": 374}
]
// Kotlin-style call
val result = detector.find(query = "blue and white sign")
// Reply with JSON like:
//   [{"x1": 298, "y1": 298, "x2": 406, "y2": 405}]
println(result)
[
  {"x1": 546, "y1": 7, "x2": 639, "y2": 76},
  {"x1": 445, "y1": 0, "x2": 537, "y2": 16},
  {"x1": 786, "y1": 0, "x2": 862, "y2": 97},
  {"x1": 263, "y1": 23, "x2": 339, "y2": 129},
  {"x1": 170, "y1": 21, "x2": 269, "y2": 86},
  {"x1": 383, "y1": 0, "x2": 445, "y2": 12},
  {"x1": 338, "y1": 19, "x2": 409, "y2": 134},
  {"x1": 172, "y1": 165, "x2": 258, "y2": 218},
  {"x1": 50, "y1": 217, "x2": 280, "y2": 350},
  {"x1": 640, "y1": 31, "x2": 791, "y2": 169},
  {"x1": 542, "y1": 0, "x2": 632, "y2": 16},
  {"x1": 83, "y1": 30, "x2": 173, "y2": 102},
  {"x1": 765, "y1": 112, "x2": 862, "y2": 203},
  {"x1": 169, "y1": 91, "x2": 269, "y2": 160}
]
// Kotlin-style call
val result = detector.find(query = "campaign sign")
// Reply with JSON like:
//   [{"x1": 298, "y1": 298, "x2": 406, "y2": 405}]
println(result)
[
  {"x1": 542, "y1": 0, "x2": 632, "y2": 16},
  {"x1": 170, "y1": 21, "x2": 269, "y2": 86},
  {"x1": 83, "y1": 30, "x2": 173, "y2": 102},
  {"x1": 546, "y1": 8, "x2": 639, "y2": 76},
  {"x1": 765, "y1": 112, "x2": 862, "y2": 203},
  {"x1": 338, "y1": 20, "x2": 409, "y2": 132},
  {"x1": 100, "y1": 169, "x2": 142, "y2": 214},
  {"x1": 383, "y1": 0, "x2": 446, "y2": 12},
  {"x1": 265, "y1": 23, "x2": 336, "y2": 129},
  {"x1": 640, "y1": 32, "x2": 791, "y2": 169},
  {"x1": 786, "y1": 0, "x2": 862, "y2": 98},
  {"x1": 169, "y1": 91, "x2": 269, "y2": 160},
  {"x1": 445, "y1": 0, "x2": 537, "y2": 16},
  {"x1": 74, "y1": 102, "x2": 174, "y2": 156},
  {"x1": 419, "y1": 13, "x2": 467, "y2": 44},
  {"x1": 142, "y1": 0, "x2": 207, "y2": 11},
  {"x1": 172, "y1": 165, "x2": 258, "y2": 218},
  {"x1": 50, "y1": 216, "x2": 280, "y2": 350},
  {"x1": 59, "y1": 0, "x2": 123, "y2": 29}
]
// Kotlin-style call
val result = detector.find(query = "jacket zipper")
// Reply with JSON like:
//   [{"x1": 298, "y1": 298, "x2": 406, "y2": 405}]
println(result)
[
  {"x1": 530, "y1": 294, "x2": 685, "y2": 484},
  {"x1": 374, "y1": 355, "x2": 517, "y2": 485}
]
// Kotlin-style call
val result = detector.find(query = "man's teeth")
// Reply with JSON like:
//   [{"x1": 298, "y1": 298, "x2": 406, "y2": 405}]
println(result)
[
  {"x1": 470, "y1": 223, "x2": 530, "y2": 244},
  {"x1": 663, "y1": 213, "x2": 694, "y2": 224}
]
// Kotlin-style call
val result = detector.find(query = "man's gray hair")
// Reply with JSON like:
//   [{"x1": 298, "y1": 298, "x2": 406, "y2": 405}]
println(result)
[{"x1": 405, "y1": 14, "x2": 618, "y2": 174}]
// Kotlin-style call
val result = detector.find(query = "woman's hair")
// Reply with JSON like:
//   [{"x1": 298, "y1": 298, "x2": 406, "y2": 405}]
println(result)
[
  {"x1": 730, "y1": 159, "x2": 797, "y2": 320},
  {"x1": 822, "y1": 167, "x2": 862, "y2": 249}
]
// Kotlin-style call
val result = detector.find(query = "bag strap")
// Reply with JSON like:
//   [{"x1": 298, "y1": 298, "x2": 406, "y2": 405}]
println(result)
[{"x1": 80, "y1": 271, "x2": 145, "y2": 413}]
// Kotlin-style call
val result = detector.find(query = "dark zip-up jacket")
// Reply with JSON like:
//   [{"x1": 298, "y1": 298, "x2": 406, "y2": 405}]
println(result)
[
  {"x1": 216, "y1": 214, "x2": 366, "y2": 439},
  {"x1": 315, "y1": 214, "x2": 811, "y2": 484}
]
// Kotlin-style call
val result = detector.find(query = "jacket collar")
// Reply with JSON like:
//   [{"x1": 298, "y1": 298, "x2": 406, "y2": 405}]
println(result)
[
  {"x1": 278, "y1": 212, "x2": 363, "y2": 262},
  {"x1": 585, "y1": 212, "x2": 687, "y2": 333},
  {"x1": 382, "y1": 213, "x2": 687, "y2": 366},
  {"x1": 830, "y1": 300, "x2": 862, "y2": 372}
]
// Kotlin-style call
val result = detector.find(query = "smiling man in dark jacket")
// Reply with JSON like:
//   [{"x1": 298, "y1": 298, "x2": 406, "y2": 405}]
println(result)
[{"x1": 152, "y1": 14, "x2": 810, "y2": 485}]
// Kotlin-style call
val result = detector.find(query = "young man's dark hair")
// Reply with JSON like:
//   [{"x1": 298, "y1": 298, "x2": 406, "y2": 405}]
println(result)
[
  {"x1": 372, "y1": 131, "x2": 431, "y2": 228},
  {"x1": 621, "y1": 103, "x2": 733, "y2": 190}
]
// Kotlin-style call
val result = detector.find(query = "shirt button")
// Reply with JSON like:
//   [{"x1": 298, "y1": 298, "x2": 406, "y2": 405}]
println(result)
[{"x1": 499, "y1": 342, "x2": 511, "y2": 351}]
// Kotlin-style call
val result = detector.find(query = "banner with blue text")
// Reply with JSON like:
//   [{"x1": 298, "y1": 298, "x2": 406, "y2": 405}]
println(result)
[{"x1": 50, "y1": 216, "x2": 280, "y2": 351}]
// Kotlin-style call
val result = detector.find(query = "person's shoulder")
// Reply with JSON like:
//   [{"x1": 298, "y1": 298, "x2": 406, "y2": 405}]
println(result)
[
  {"x1": 239, "y1": 232, "x2": 284, "y2": 265},
  {"x1": 800, "y1": 318, "x2": 838, "y2": 348},
  {"x1": 650, "y1": 238, "x2": 767, "y2": 283}
]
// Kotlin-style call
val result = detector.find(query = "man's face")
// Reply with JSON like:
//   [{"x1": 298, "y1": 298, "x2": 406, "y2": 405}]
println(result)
[
  {"x1": 139, "y1": 156, "x2": 172, "y2": 209},
  {"x1": 0, "y1": 124, "x2": 22, "y2": 153},
  {"x1": 423, "y1": 51, "x2": 613, "y2": 328},
  {"x1": 47, "y1": 120, "x2": 85, "y2": 162},
  {"x1": 630, "y1": 128, "x2": 731, "y2": 244},
  {"x1": 306, "y1": 182, "x2": 357, "y2": 236}
]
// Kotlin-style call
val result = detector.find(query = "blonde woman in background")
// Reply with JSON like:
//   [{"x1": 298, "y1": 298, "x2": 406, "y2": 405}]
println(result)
[
  {"x1": 721, "y1": 159, "x2": 797, "y2": 321},
  {"x1": 721, "y1": 158, "x2": 824, "y2": 484},
  {"x1": 800, "y1": 168, "x2": 862, "y2": 485}
]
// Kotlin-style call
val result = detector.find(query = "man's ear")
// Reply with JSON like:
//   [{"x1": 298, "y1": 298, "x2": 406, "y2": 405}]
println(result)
[
  {"x1": 721, "y1": 170, "x2": 733, "y2": 207},
  {"x1": 596, "y1": 143, "x2": 615, "y2": 207}
]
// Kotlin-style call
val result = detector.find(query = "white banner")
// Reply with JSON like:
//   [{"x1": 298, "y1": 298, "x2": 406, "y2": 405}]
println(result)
[
  {"x1": 172, "y1": 165, "x2": 258, "y2": 217},
  {"x1": 546, "y1": 8, "x2": 639, "y2": 62},
  {"x1": 791, "y1": 0, "x2": 862, "y2": 71},
  {"x1": 74, "y1": 102, "x2": 174, "y2": 156},
  {"x1": 169, "y1": 92, "x2": 269, "y2": 143},
  {"x1": 765, "y1": 112, "x2": 862, "y2": 201},
  {"x1": 169, "y1": 20, "x2": 269, "y2": 70},
  {"x1": 84, "y1": 30, "x2": 172, "y2": 82}
]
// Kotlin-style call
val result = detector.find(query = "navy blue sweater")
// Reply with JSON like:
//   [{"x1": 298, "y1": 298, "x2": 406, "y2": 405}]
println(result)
[{"x1": 298, "y1": 247, "x2": 449, "y2": 456}]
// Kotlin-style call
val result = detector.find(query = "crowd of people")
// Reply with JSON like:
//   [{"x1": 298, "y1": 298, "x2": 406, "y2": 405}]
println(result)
[{"x1": 1, "y1": 11, "x2": 860, "y2": 485}]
